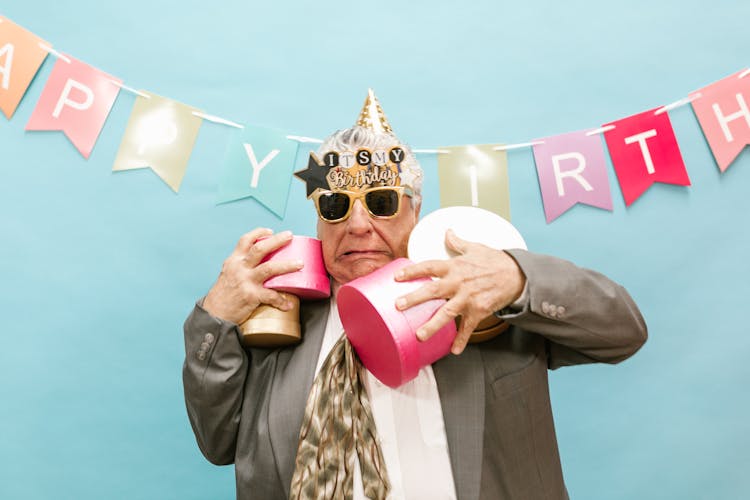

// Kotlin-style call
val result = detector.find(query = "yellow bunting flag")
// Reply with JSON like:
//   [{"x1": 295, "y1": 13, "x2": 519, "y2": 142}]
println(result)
[
  {"x1": 437, "y1": 144, "x2": 511, "y2": 220},
  {"x1": 0, "y1": 16, "x2": 50, "y2": 119},
  {"x1": 112, "y1": 91, "x2": 203, "y2": 192}
]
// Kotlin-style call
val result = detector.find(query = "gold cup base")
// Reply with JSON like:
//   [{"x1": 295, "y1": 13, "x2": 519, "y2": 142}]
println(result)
[
  {"x1": 468, "y1": 314, "x2": 510, "y2": 344},
  {"x1": 239, "y1": 293, "x2": 302, "y2": 348}
]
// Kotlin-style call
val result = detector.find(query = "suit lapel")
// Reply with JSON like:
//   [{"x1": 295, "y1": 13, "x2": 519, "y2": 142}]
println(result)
[
  {"x1": 433, "y1": 346, "x2": 485, "y2": 500},
  {"x1": 268, "y1": 298, "x2": 330, "y2": 498}
]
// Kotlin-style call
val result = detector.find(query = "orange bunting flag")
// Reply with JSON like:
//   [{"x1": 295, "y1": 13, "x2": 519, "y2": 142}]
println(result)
[
  {"x1": 0, "y1": 16, "x2": 50, "y2": 119},
  {"x1": 112, "y1": 91, "x2": 203, "y2": 192}
]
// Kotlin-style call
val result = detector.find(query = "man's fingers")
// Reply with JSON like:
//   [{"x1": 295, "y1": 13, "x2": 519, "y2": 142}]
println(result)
[
  {"x1": 254, "y1": 259, "x2": 304, "y2": 283},
  {"x1": 244, "y1": 230, "x2": 293, "y2": 266},
  {"x1": 395, "y1": 278, "x2": 451, "y2": 311},
  {"x1": 235, "y1": 227, "x2": 273, "y2": 254},
  {"x1": 258, "y1": 288, "x2": 293, "y2": 311},
  {"x1": 394, "y1": 259, "x2": 448, "y2": 282},
  {"x1": 445, "y1": 229, "x2": 470, "y2": 256},
  {"x1": 415, "y1": 300, "x2": 463, "y2": 342},
  {"x1": 451, "y1": 317, "x2": 480, "y2": 355}
]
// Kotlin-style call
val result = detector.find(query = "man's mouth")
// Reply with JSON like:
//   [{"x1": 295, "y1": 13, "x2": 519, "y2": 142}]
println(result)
[{"x1": 340, "y1": 250, "x2": 386, "y2": 257}]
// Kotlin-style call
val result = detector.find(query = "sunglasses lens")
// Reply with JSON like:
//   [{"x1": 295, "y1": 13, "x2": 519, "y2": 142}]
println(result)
[
  {"x1": 318, "y1": 192, "x2": 351, "y2": 221},
  {"x1": 365, "y1": 189, "x2": 400, "y2": 217}
]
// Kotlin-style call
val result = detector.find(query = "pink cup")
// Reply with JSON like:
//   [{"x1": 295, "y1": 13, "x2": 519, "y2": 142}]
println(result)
[
  {"x1": 337, "y1": 258, "x2": 457, "y2": 388},
  {"x1": 262, "y1": 236, "x2": 330, "y2": 299}
]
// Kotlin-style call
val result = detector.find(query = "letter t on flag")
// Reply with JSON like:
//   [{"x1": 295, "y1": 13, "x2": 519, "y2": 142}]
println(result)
[
  {"x1": 603, "y1": 108, "x2": 691, "y2": 206},
  {"x1": 217, "y1": 124, "x2": 299, "y2": 217},
  {"x1": 25, "y1": 55, "x2": 122, "y2": 158},
  {"x1": 690, "y1": 70, "x2": 750, "y2": 172},
  {"x1": 532, "y1": 130, "x2": 613, "y2": 222}
]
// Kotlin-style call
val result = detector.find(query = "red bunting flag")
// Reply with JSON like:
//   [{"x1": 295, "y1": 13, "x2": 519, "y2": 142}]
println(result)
[
  {"x1": 25, "y1": 55, "x2": 121, "y2": 158},
  {"x1": 690, "y1": 70, "x2": 750, "y2": 172},
  {"x1": 603, "y1": 108, "x2": 691, "y2": 206}
]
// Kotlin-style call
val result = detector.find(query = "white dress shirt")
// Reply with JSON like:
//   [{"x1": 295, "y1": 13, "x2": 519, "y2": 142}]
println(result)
[{"x1": 314, "y1": 298, "x2": 457, "y2": 500}]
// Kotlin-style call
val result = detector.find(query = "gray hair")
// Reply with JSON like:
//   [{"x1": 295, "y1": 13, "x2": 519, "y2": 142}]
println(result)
[{"x1": 317, "y1": 126, "x2": 423, "y2": 207}]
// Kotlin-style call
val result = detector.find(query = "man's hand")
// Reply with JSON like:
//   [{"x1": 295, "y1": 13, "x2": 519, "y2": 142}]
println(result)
[
  {"x1": 394, "y1": 229, "x2": 526, "y2": 355},
  {"x1": 202, "y1": 228, "x2": 304, "y2": 325}
]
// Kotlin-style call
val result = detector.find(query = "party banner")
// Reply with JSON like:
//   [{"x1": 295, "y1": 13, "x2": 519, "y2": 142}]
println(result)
[
  {"x1": 112, "y1": 91, "x2": 202, "y2": 192},
  {"x1": 0, "y1": 16, "x2": 50, "y2": 119},
  {"x1": 437, "y1": 144, "x2": 510, "y2": 220},
  {"x1": 690, "y1": 70, "x2": 750, "y2": 172},
  {"x1": 25, "y1": 55, "x2": 121, "y2": 158},
  {"x1": 604, "y1": 108, "x2": 690, "y2": 206},
  {"x1": 217, "y1": 125, "x2": 300, "y2": 217},
  {"x1": 532, "y1": 130, "x2": 613, "y2": 222}
]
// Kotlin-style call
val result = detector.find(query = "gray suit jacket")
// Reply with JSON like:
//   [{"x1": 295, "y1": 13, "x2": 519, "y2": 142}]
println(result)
[{"x1": 183, "y1": 249, "x2": 647, "y2": 500}]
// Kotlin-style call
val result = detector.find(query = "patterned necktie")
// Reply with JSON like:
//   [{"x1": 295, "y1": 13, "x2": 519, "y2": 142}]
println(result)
[{"x1": 289, "y1": 334, "x2": 390, "y2": 500}]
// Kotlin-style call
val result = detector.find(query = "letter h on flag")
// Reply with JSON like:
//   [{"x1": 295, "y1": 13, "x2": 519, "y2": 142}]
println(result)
[
  {"x1": 690, "y1": 70, "x2": 750, "y2": 172},
  {"x1": 532, "y1": 130, "x2": 613, "y2": 222}
]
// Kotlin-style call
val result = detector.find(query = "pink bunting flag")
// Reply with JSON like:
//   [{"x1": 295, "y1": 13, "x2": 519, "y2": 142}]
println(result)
[
  {"x1": 690, "y1": 70, "x2": 750, "y2": 172},
  {"x1": 532, "y1": 130, "x2": 613, "y2": 222},
  {"x1": 25, "y1": 55, "x2": 121, "y2": 158},
  {"x1": 603, "y1": 108, "x2": 690, "y2": 206}
]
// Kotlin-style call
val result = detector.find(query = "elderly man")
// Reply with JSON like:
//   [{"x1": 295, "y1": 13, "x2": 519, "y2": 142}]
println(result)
[{"x1": 183, "y1": 91, "x2": 647, "y2": 500}]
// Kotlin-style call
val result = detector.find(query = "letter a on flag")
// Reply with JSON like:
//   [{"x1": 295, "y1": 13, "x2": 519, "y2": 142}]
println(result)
[
  {"x1": 532, "y1": 130, "x2": 613, "y2": 222},
  {"x1": 0, "y1": 16, "x2": 50, "y2": 119},
  {"x1": 603, "y1": 108, "x2": 690, "y2": 206},
  {"x1": 25, "y1": 55, "x2": 122, "y2": 158},
  {"x1": 112, "y1": 91, "x2": 202, "y2": 192},
  {"x1": 690, "y1": 70, "x2": 750, "y2": 172}
]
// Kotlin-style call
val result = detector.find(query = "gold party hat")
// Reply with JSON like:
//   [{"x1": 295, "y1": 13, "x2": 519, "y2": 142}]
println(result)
[{"x1": 355, "y1": 88, "x2": 393, "y2": 135}]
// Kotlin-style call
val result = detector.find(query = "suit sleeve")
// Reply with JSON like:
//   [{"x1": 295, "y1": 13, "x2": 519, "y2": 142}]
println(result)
[
  {"x1": 498, "y1": 249, "x2": 648, "y2": 369},
  {"x1": 182, "y1": 300, "x2": 248, "y2": 465}
]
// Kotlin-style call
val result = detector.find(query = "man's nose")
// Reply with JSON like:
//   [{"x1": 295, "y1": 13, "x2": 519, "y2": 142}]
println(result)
[{"x1": 346, "y1": 199, "x2": 372, "y2": 234}]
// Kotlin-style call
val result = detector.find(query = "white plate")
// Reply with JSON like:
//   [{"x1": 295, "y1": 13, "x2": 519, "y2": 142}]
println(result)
[{"x1": 408, "y1": 206, "x2": 527, "y2": 262}]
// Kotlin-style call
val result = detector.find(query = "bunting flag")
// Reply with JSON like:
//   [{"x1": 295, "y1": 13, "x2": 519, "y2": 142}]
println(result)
[
  {"x1": 112, "y1": 91, "x2": 202, "y2": 192},
  {"x1": 0, "y1": 16, "x2": 50, "y2": 119},
  {"x1": 25, "y1": 55, "x2": 121, "y2": 158},
  {"x1": 603, "y1": 108, "x2": 691, "y2": 206},
  {"x1": 437, "y1": 144, "x2": 511, "y2": 220},
  {"x1": 217, "y1": 125, "x2": 300, "y2": 217},
  {"x1": 0, "y1": 14, "x2": 748, "y2": 221},
  {"x1": 532, "y1": 130, "x2": 613, "y2": 222},
  {"x1": 690, "y1": 70, "x2": 750, "y2": 172}
]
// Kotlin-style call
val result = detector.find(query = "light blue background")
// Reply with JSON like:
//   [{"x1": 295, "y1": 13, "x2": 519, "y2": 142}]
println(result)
[{"x1": 1, "y1": 1, "x2": 748, "y2": 498}]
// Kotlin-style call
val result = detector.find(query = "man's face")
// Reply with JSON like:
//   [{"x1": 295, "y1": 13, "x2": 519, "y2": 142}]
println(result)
[{"x1": 317, "y1": 195, "x2": 421, "y2": 285}]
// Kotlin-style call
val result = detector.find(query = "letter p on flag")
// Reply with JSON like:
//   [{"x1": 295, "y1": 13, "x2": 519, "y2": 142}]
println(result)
[{"x1": 25, "y1": 55, "x2": 121, "y2": 158}]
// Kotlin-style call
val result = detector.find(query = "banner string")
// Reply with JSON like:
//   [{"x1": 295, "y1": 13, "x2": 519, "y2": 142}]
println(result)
[
  {"x1": 10, "y1": 17, "x2": 746, "y2": 165},
  {"x1": 655, "y1": 93, "x2": 702, "y2": 116},
  {"x1": 38, "y1": 42, "x2": 70, "y2": 64},
  {"x1": 109, "y1": 80, "x2": 150, "y2": 99},
  {"x1": 493, "y1": 141, "x2": 545, "y2": 152}
]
